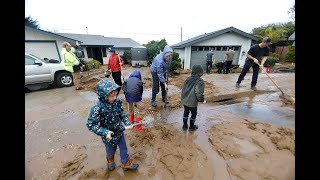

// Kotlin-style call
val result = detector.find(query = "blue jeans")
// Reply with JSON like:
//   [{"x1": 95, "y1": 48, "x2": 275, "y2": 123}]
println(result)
[{"x1": 104, "y1": 132, "x2": 129, "y2": 164}]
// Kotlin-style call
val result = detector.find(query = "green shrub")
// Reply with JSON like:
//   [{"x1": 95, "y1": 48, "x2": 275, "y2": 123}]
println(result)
[
  {"x1": 86, "y1": 60, "x2": 101, "y2": 69},
  {"x1": 168, "y1": 51, "x2": 182, "y2": 73},
  {"x1": 285, "y1": 46, "x2": 295, "y2": 62},
  {"x1": 264, "y1": 57, "x2": 278, "y2": 67},
  {"x1": 269, "y1": 52, "x2": 280, "y2": 58},
  {"x1": 168, "y1": 60, "x2": 182, "y2": 73}
]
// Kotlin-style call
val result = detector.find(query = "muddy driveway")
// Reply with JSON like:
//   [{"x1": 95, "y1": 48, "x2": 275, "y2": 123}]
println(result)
[{"x1": 25, "y1": 66, "x2": 295, "y2": 180}]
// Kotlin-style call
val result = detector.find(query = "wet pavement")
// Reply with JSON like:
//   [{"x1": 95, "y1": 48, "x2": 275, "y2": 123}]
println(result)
[{"x1": 25, "y1": 67, "x2": 295, "y2": 179}]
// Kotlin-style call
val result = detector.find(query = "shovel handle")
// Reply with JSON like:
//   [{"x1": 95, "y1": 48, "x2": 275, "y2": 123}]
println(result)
[{"x1": 259, "y1": 64, "x2": 285, "y2": 95}]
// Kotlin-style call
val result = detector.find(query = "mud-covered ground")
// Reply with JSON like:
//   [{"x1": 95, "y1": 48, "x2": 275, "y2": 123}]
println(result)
[{"x1": 25, "y1": 64, "x2": 295, "y2": 180}]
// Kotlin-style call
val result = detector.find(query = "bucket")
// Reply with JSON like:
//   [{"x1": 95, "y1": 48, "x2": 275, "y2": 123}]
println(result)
[{"x1": 266, "y1": 67, "x2": 271, "y2": 73}]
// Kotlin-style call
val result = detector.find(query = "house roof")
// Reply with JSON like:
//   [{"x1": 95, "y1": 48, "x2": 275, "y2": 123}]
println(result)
[
  {"x1": 25, "y1": 26, "x2": 81, "y2": 44},
  {"x1": 288, "y1": 32, "x2": 295, "y2": 41},
  {"x1": 58, "y1": 33, "x2": 142, "y2": 48},
  {"x1": 171, "y1": 26, "x2": 259, "y2": 48}
]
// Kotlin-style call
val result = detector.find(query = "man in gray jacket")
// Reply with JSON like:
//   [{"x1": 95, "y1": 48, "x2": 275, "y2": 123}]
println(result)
[
  {"x1": 150, "y1": 45, "x2": 173, "y2": 107},
  {"x1": 181, "y1": 65, "x2": 206, "y2": 131}
]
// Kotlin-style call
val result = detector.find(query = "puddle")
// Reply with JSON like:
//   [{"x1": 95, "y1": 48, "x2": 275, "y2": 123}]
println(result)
[
  {"x1": 233, "y1": 137, "x2": 262, "y2": 154},
  {"x1": 222, "y1": 103, "x2": 295, "y2": 129}
]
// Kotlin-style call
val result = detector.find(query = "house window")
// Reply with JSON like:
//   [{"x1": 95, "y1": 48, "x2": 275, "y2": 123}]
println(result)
[
  {"x1": 86, "y1": 47, "x2": 93, "y2": 58},
  {"x1": 216, "y1": 46, "x2": 221, "y2": 51},
  {"x1": 102, "y1": 48, "x2": 107, "y2": 57},
  {"x1": 198, "y1": 46, "x2": 203, "y2": 51},
  {"x1": 234, "y1": 46, "x2": 239, "y2": 51},
  {"x1": 204, "y1": 47, "x2": 209, "y2": 51},
  {"x1": 191, "y1": 47, "x2": 197, "y2": 51},
  {"x1": 222, "y1": 46, "x2": 228, "y2": 51}
]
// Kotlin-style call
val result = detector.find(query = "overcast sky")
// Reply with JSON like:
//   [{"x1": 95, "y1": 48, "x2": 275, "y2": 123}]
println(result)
[{"x1": 25, "y1": 0, "x2": 294, "y2": 45}]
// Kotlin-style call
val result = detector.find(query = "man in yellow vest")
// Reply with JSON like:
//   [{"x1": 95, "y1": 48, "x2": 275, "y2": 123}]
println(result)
[{"x1": 61, "y1": 42, "x2": 82, "y2": 90}]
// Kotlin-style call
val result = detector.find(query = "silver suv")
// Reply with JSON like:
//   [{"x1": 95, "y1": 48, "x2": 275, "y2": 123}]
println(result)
[{"x1": 25, "y1": 53, "x2": 74, "y2": 89}]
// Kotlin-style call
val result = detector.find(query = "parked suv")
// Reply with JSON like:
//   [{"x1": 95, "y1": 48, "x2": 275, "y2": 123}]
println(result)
[{"x1": 25, "y1": 53, "x2": 74, "y2": 89}]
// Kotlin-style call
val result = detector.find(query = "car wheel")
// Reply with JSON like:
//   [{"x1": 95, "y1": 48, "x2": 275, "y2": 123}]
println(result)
[{"x1": 56, "y1": 72, "x2": 74, "y2": 87}]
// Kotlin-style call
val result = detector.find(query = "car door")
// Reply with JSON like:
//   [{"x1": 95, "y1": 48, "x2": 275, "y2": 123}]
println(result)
[{"x1": 25, "y1": 54, "x2": 52, "y2": 85}]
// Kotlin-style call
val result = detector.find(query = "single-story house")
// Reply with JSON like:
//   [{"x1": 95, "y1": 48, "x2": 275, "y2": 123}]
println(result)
[
  {"x1": 288, "y1": 32, "x2": 295, "y2": 46},
  {"x1": 25, "y1": 26, "x2": 144, "y2": 65},
  {"x1": 58, "y1": 33, "x2": 143, "y2": 65},
  {"x1": 171, "y1": 26, "x2": 259, "y2": 69},
  {"x1": 25, "y1": 25, "x2": 82, "y2": 62}
]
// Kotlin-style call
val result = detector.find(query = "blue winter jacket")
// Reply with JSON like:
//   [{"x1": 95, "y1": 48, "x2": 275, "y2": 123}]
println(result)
[
  {"x1": 150, "y1": 45, "x2": 173, "y2": 83},
  {"x1": 123, "y1": 70, "x2": 143, "y2": 103},
  {"x1": 86, "y1": 79, "x2": 132, "y2": 145}
]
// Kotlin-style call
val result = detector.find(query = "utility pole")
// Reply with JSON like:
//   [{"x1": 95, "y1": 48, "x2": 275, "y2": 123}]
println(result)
[
  {"x1": 86, "y1": 26, "x2": 88, "y2": 34},
  {"x1": 180, "y1": 27, "x2": 182, "y2": 42}
]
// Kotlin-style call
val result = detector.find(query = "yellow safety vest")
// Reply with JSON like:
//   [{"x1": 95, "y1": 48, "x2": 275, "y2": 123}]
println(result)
[{"x1": 61, "y1": 48, "x2": 80, "y2": 73}]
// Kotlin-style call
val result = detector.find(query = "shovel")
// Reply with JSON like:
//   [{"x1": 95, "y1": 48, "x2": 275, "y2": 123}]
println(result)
[
  {"x1": 162, "y1": 71, "x2": 170, "y2": 110},
  {"x1": 259, "y1": 64, "x2": 295, "y2": 104}
]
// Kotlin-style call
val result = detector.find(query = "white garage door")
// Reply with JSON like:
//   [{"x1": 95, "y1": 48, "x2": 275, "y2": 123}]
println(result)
[{"x1": 25, "y1": 41, "x2": 60, "y2": 61}]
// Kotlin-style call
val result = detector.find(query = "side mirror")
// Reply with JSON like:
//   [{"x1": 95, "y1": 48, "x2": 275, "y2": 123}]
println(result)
[{"x1": 35, "y1": 61, "x2": 42, "y2": 66}]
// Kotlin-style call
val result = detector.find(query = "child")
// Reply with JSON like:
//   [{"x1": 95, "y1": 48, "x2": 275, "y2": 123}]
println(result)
[
  {"x1": 122, "y1": 70, "x2": 144, "y2": 130},
  {"x1": 86, "y1": 79, "x2": 139, "y2": 171},
  {"x1": 180, "y1": 65, "x2": 206, "y2": 131}
]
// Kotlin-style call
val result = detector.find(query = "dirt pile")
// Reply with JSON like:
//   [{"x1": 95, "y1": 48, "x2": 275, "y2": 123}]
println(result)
[
  {"x1": 175, "y1": 68, "x2": 192, "y2": 74},
  {"x1": 207, "y1": 119, "x2": 295, "y2": 180},
  {"x1": 128, "y1": 124, "x2": 213, "y2": 179}
]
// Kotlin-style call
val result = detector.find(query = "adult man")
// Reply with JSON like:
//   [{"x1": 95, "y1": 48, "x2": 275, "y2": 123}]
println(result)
[
  {"x1": 206, "y1": 48, "x2": 214, "y2": 74},
  {"x1": 150, "y1": 45, "x2": 173, "y2": 107},
  {"x1": 236, "y1": 37, "x2": 271, "y2": 90},
  {"x1": 61, "y1": 42, "x2": 82, "y2": 90},
  {"x1": 223, "y1": 47, "x2": 235, "y2": 74},
  {"x1": 107, "y1": 48, "x2": 124, "y2": 87}
]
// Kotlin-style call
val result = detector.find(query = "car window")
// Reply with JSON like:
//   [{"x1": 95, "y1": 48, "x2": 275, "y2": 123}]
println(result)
[{"x1": 25, "y1": 55, "x2": 35, "y2": 65}]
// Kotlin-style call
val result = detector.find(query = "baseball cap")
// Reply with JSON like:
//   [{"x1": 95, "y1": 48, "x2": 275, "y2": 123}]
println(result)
[{"x1": 262, "y1": 37, "x2": 272, "y2": 45}]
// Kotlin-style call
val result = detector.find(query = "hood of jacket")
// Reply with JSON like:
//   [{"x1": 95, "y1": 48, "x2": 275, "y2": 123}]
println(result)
[
  {"x1": 191, "y1": 64, "x2": 204, "y2": 77},
  {"x1": 129, "y1": 70, "x2": 141, "y2": 80},
  {"x1": 96, "y1": 79, "x2": 121, "y2": 104}
]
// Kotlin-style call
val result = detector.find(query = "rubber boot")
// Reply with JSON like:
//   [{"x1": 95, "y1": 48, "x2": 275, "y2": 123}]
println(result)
[
  {"x1": 128, "y1": 114, "x2": 134, "y2": 123},
  {"x1": 107, "y1": 155, "x2": 116, "y2": 171},
  {"x1": 121, "y1": 159, "x2": 139, "y2": 171},
  {"x1": 182, "y1": 117, "x2": 188, "y2": 130},
  {"x1": 135, "y1": 118, "x2": 144, "y2": 131},
  {"x1": 189, "y1": 118, "x2": 198, "y2": 131}
]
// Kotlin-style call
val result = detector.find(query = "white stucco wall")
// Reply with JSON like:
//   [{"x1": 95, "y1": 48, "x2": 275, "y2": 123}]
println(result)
[
  {"x1": 194, "y1": 32, "x2": 252, "y2": 67},
  {"x1": 174, "y1": 49, "x2": 185, "y2": 68},
  {"x1": 174, "y1": 32, "x2": 254, "y2": 69}
]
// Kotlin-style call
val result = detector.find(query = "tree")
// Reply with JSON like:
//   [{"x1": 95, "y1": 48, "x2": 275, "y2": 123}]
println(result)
[
  {"x1": 251, "y1": 22, "x2": 295, "y2": 43},
  {"x1": 168, "y1": 51, "x2": 182, "y2": 73},
  {"x1": 287, "y1": 4, "x2": 295, "y2": 22},
  {"x1": 146, "y1": 39, "x2": 168, "y2": 63},
  {"x1": 25, "y1": 16, "x2": 40, "y2": 29}
]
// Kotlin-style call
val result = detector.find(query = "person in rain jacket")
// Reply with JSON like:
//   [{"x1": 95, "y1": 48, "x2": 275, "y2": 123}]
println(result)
[
  {"x1": 181, "y1": 65, "x2": 206, "y2": 131},
  {"x1": 61, "y1": 42, "x2": 82, "y2": 90},
  {"x1": 150, "y1": 45, "x2": 173, "y2": 107},
  {"x1": 122, "y1": 70, "x2": 144, "y2": 130},
  {"x1": 86, "y1": 79, "x2": 139, "y2": 171}
]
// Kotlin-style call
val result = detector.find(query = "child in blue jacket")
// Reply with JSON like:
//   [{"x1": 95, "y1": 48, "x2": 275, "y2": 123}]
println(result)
[{"x1": 86, "y1": 79, "x2": 139, "y2": 171}]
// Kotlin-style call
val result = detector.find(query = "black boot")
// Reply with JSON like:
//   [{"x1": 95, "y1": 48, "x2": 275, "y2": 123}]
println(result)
[
  {"x1": 182, "y1": 117, "x2": 188, "y2": 130},
  {"x1": 189, "y1": 118, "x2": 198, "y2": 131}
]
